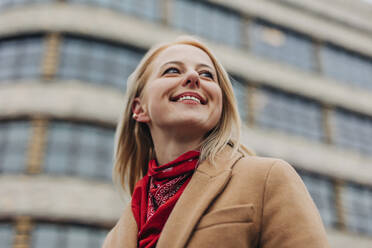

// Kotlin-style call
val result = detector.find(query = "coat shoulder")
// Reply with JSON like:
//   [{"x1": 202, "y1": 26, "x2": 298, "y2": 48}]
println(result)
[
  {"x1": 231, "y1": 153, "x2": 302, "y2": 189},
  {"x1": 102, "y1": 204, "x2": 138, "y2": 248},
  {"x1": 233, "y1": 154, "x2": 294, "y2": 176}
]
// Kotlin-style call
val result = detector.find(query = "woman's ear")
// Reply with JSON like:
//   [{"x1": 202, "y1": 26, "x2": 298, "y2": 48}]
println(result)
[{"x1": 132, "y1": 97, "x2": 151, "y2": 123}]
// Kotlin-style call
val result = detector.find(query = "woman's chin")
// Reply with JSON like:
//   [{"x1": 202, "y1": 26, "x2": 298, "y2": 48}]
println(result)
[{"x1": 163, "y1": 119, "x2": 216, "y2": 135}]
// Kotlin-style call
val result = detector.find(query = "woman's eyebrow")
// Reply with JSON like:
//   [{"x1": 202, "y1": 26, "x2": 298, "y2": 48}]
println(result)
[
  {"x1": 160, "y1": 61, "x2": 215, "y2": 71},
  {"x1": 160, "y1": 61, "x2": 184, "y2": 69},
  {"x1": 196, "y1": 63, "x2": 215, "y2": 71}
]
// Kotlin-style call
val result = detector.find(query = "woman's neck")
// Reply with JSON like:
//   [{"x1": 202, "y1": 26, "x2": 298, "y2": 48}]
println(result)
[{"x1": 151, "y1": 128, "x2": 203, "y2": 165}]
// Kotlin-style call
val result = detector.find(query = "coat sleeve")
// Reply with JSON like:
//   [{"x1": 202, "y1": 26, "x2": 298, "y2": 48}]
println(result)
[
  {"x1": 259, "y1": 160, "x2": 330, "y2": 248},
  {"x1": 102, "y1": 205, "x2": 138, "y2": 248}
]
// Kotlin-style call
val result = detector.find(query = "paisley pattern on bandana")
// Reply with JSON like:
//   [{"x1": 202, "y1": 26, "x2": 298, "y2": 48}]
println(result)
[
  {"x1": 131, "y1": 150, "x2": 200, "y2": 248},
  {"x1": 147, "y1": 174, "x2": 190, "y2": 221}
]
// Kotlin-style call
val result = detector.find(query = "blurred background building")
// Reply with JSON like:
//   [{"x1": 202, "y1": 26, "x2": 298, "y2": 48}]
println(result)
[{"x1": 0, "y1": 0, "x2": 372, "y2": 247}]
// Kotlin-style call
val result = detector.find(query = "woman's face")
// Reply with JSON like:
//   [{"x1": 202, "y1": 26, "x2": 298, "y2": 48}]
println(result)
[{"x1": 134, "y1": 44, "x2": 223, "y2": 137}]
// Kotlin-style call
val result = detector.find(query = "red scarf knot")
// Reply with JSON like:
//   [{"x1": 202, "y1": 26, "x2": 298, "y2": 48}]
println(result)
[{"x1": 131, "y1": 150, "x2": 200, "y2": 248}]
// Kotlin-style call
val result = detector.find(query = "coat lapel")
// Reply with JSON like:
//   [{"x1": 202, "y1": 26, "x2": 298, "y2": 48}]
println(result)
[{"x1": 156, "y1": 147, "x2": 244, "y2": 248}]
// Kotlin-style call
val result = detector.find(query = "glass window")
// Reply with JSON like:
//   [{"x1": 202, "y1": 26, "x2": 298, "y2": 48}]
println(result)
[
  {"x1": 331, "y1": 109, "x2": 372, "y2": 155},
  {"x1": 32, "y1": 224, "x2": 61, "y2": 247},
  {"x1": 342, "y1": 183, "x2": 372, "y2": 235},
  {"x1": 256, "y1": 87, "x2": 324, "y2": 141},
  {"x1": 0, "y1": 36, "x2": 43, "y2": 82},
  {"x1": 297, "y1": 171, "x2": 337, "y2": 228},
  {"x1": 248, "y1": 20, "x2": 316, "y2": 72},
  {"x1": 230, "y1": 76, "x2": 248, "y2": 122},
  {"x1": 67, "y1": 0, "x2": 161, "y2": 20},
  {"x1": 0, "y1": 121, "x2": 30, "y2": 173},
  {"x1": 44, "y1": 121, "x2": 115, "y2": 181},
  {"x1": 321, "y1": 44, "x2": 372, "y2": 90},
  {"x1": 57, "y1": 36, "x2": 143, "y2": 91},
  {"x1": 0, "y1": 223, "x2": 13, "y2": 248},
  {"x1": 31, "y1": 223, "x2": 108, "y2": 248},
  {"x1": 171, "y1": 0, "x2": 242, "y2": 47}
]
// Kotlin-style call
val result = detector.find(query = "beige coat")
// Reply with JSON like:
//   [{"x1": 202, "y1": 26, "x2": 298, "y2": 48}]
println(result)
[{"x1": 103, "y1": 146, "x2": 330, "y2": 248}]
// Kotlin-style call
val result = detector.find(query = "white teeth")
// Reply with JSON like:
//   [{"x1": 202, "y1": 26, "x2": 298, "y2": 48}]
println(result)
[{"x1": 177, "y1": 95, "x2": 201, "y2": 104}]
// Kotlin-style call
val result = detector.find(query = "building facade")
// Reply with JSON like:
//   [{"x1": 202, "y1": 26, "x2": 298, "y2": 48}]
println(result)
[{"x1": 0, "y1": 0, "x2": 372, "y2": 247}]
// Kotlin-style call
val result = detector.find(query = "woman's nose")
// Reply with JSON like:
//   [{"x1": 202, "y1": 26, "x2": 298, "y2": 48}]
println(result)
[{"x1": 182, "y1": 70, "x2": 200, "y2": 88}]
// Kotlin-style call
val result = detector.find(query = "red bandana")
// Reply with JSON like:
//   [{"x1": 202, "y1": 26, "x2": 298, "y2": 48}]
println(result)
[{"x1": 131, "y1": 150, "x2": 200, "y2": 248}]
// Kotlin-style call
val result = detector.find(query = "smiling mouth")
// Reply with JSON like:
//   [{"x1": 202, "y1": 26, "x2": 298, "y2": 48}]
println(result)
[
  {"x1": 177, "y1": 95, "x2": 201, "y2": 104},
  {"x1": 170, "y1": 92, "x2": 207, "y2": 105}
]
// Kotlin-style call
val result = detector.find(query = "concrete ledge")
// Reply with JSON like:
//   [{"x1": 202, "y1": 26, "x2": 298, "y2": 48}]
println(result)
[
  {"x1": 327, "y1": 228, "x2": 372, "y2": 247},
  {"x1": 0, "y1": 171, "x2": 371, "y2": 246},
  {"x1": 0, "y1": 80, "x2": 124, "y2": 124},
  {"x1": 210, "y1": 0, "x2": 372, "y2": 57},
  {"x1": 241, "y1": 125, "x2": 372, "y2": 186},
  {"x1": 263, "y1": 0, "x2": 372, "y2": 34},
  {"x1": 0, "y1": 80, "x2": 371, "y2": 185},
  {"x1": 0, "y1": 174, "x2": 129, "y2": 223},
  {"x1": 219, "y1": 45, "x2": 372, "y2": 117},
  {"x1": 2, "y1": 2, "x2": 372, "y2": 58},
  {"x1": 0, "y1": 4, "x2": 171, "y2": 51},
  {"x1": 2, "y1": 77, "x2": 372, "y2": 125},
  {"x1": 1, "y1": 5, "x2": 372, "y2": 117},
  {"x1": 1, "y1": 175, "x2": 372, "y2": 246}
]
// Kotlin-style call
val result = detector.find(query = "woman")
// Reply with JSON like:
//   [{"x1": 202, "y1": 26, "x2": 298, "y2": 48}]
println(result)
[{"x1": 103, "y1": 36, "x2": 330, "y2": 248}]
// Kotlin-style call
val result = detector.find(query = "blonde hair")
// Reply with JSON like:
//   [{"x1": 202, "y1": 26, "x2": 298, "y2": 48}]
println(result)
[{"x1": 113, "y1": 36, "x2": 241, "y2": 194}]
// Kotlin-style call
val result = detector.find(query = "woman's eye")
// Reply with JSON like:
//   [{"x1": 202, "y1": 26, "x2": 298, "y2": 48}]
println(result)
[
  {"x1": 163, "y1": 67, "x2": 180, "y2": 75},
  {"x1": 200, "y1": 71, "x2": 214, "y2": 79}
]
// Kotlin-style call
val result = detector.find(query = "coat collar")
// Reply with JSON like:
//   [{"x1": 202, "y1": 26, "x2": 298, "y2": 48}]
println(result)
[
  {"x1": 106, "y1": 145, "x2": 245, "y2": 248},
  {"x1": 156, "y1": 145, "x2": 244, "y2": 248}
]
